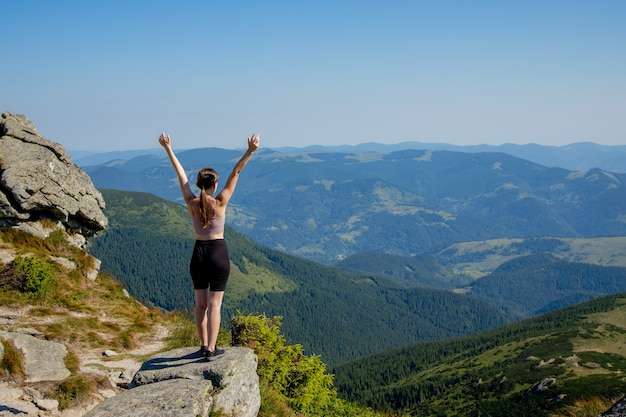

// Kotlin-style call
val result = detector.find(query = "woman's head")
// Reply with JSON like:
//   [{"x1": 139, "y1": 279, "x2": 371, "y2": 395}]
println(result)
[{"x1": 196, "y1": 168, "x2": 218, "y2": 192}]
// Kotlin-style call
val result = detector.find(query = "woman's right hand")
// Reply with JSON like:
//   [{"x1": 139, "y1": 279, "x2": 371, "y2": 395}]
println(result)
[
  {"x1": 158, "y1": 132, "x2": 171, "y2": 148},
  {"x1": 247, "y1": 133, "x2": 260, "y2": 152}
]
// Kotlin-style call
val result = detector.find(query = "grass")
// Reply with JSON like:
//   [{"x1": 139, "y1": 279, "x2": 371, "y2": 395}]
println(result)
[
  {"x1": 0, "y1": 338, "x2": 26, "y2": 381},
  {"x1": 439, "y1": 236, "x2": 626, "y2": 279},
  {"x1": 549, "y1": 396, "x2": 620, "y2": 417},
  {"x1": 53, "y1": 374, "x2": 101, "y2": 410},
  {"x1": 1, "y1": 225, "x2": 174, "y2": 411}
]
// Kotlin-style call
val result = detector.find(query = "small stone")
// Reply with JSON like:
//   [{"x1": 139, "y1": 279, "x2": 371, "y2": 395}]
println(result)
[
  {"x1": 0, "y1": 309, "x2": 21, "y2": 319},
  {"x1": 34, "y1": 397, "x2": 59, "y2": 411},
  {"x1": 15, "y1": 328, "x2": 44, "y2": 337},
  {"x1": 24, "y1": 386, "x2": 42, "y2": 399}
]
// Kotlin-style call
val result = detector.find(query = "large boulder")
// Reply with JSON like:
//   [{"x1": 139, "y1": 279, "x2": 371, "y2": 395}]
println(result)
[
  {"x1": 85, "y1": 346, "x2": 261, "y2": 417},
  {"x1": 0, "y1": 112, "x2": 107, "y2": 237}
]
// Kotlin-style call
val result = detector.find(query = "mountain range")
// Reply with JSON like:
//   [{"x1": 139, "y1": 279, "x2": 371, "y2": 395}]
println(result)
[
  {"x1": 82, "y1": 144, "x2": 626, "y2": 265},
  {"x1": 72, "y1": 141, "x2": 626, "y2": 173}
]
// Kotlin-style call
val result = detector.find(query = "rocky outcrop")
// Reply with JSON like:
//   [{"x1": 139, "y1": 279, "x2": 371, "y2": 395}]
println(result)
[
  {"x1": 1, "y1": 304, "x2": 262, "y2": 417},
  {"x1": 84, "y1": 346, "x2": 260, "y2": 417},
  {"x1": 0, "y1": 112, "x2": 107, "y2": 241}
]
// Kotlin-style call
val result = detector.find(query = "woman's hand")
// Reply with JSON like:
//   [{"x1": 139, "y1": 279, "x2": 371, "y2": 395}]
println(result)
[
  {"x1": 158, "y1": 132, "x2": 171, "y2": 148},
  {"x1": 247, "y1": 133, "x2": 260, "y2": 153}
]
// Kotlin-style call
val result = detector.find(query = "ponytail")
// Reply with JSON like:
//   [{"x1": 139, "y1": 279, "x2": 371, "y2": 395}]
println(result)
[
  {"x1": 196, "y1": 168, "x2": 219, "y2": 228},
  {"x1": 199, "y1": 189, "x2": 215, "y2": 228}
]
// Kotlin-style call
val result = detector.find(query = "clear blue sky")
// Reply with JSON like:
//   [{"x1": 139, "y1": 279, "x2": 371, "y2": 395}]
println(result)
[{"x1": 3, "y1": 0, "x2": 625, "y2": 151}]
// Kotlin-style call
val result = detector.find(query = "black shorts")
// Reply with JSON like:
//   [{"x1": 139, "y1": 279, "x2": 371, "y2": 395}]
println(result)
[{"x1": 189, "y1": 239, "x2": 230, "y2": 291}]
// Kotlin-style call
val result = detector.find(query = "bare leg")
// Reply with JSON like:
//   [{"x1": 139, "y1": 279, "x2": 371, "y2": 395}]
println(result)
[
  {"x1": 207, "y1": 290, "x2": 225, "y2": 351},
  {"x1": 194, "y1": 289, "x2": 209, "y2": 347}
]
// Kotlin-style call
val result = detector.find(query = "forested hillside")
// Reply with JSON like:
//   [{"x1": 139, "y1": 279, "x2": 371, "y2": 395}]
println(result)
[
  {"x1": 333, "y1": 293, "x2": 626, "y2": 416},
  {"x1": 337, "y1": 249, "x2": 626, "y2": 320},
  {"x1": 336, "y1": 251, "x2": 471, "y2": 290},
  {"x1": 89, "y1": 189, "x2": 510, "y2": 364},
  {"x1": 467, "y1": 253, "x2": 626, "y2": 317}
]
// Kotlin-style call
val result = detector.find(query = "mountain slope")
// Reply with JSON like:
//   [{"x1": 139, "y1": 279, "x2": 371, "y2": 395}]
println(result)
[
  {"x1": 435, "y1": 236, "x2": 626, "y2": 278},
  {"x1": 88, "y1": 189, "x2": 511, "y2": 364},
  {"x1": 336, "y1": 248, "x2": 626, "y2": 320},
  {"x1": 333, "y1": 293, "x2": 626, "y2": 416},
  {"x1": 336, "y1": 251, "x2": 470, "y2": 290},
  {"x1": 467, "y1": 253, "x2": 626, "y2": 317}
]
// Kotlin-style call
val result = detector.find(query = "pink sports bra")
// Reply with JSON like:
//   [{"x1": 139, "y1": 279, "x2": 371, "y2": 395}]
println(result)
[{"x1": 192, "y1": 216, "x2": 225, "y2": 237}]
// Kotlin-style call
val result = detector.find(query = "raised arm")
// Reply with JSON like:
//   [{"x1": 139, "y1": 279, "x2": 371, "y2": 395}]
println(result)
[
  {"x1": 158, "y1": 132, "x2": 195, "y2": 206},
  {"x1": 217, "y1": 133, "x2": 260, "y2": 205}
]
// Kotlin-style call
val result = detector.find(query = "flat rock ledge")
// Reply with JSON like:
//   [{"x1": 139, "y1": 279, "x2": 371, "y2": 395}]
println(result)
[
  {"x1": 0, "y1": 331, "x2": 71, "y2": 383},
  {"x1": 84, "y1": 346, "x2": 260, "y2": 417}
]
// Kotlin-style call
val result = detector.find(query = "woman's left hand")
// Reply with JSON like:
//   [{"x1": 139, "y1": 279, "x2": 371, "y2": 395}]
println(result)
[{"x1": 158, "y1": 132, "x2": 171, "y2": 148}]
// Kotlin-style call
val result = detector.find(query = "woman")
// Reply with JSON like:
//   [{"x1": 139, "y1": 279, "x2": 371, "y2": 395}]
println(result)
[{"x1": 158, "y1": 131, "x2": 260, "y2": 359}]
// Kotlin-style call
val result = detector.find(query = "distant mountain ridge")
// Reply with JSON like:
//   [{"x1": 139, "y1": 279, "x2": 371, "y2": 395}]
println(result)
[
  {"x1": 72, "y1": 141, "x2": 626, "y2": 173},
  {"x1": 83, "y1": 146, "x2": 626, "y2": 264}
]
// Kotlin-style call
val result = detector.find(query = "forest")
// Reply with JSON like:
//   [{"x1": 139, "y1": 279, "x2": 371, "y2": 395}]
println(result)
[
  {"x1": 332, "y1": 293, "x2": 626, "y2": 416},
  {"x1": 89, "y1": 189, "x2": 509, "y2": 365}
]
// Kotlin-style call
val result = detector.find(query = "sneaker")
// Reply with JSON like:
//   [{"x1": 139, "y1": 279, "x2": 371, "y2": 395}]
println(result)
[{"x1": 205, "y1": 348, "x2": 225, "y2": 360}]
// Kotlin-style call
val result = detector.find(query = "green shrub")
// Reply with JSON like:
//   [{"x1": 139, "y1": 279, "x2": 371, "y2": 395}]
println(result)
[
  {"x1": 12, "y1": 256, "x2": 56, "y2": 298},
  {"x1": 231, "y1": 313, "x2": 383, "y2": 416}
]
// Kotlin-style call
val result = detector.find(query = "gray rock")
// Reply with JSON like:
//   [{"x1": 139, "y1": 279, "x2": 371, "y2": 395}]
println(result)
[
  {"x1": 84, "y1": 378, "x2": 214, "y2": 417},
  {"x1": 0, "y1": 331, "x2": 71, "y2": 382},
  {"x1": 102, "y1": 349, "x2": 118, "y2": 357},
  {"x1": 529, "y1": 377, "x2": 556, "y2": 393},
  {"x1": 83, "y1": 345, "x2": 262, "y2": 416},
  {"x1": 23, "y1": 386, "x2": 42, "y2": 399},
  {"x1": 13, "y1": 220, "x2": 58, "y2": 241},
  {"x1": 0, "y1": 309, "x2": 21, "y2": 320},
  {"x1": 85, "y1": 257, "x2": 101, "y2": 281},
  {"x1": 50, "y1": 255, "x2": 77, "y2": 271},
  {"x1": 34, "y1": 397, "x2": 59, "y2": 411},
  {"x1": 0, "y1": 112, "x2": 107, "y2": 237},
  {"x1": 0, "y1": 396, "x2": 41, "y2": 416},
  {"x1": 14, "y1": 327, "x2": 43, "y2": 337},
  {"x1": 0, "y1": 247, "x2": 17, "y2": 265}
]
